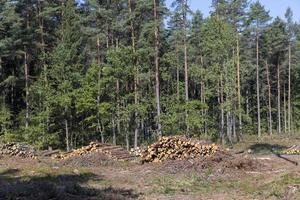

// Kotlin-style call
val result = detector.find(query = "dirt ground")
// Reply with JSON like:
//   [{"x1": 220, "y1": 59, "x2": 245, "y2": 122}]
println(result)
[{"x1": 1, "y1": 136, "x2": 300, "y2": 200}]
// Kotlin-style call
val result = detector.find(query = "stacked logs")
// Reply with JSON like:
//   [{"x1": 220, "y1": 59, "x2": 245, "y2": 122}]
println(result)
[
  {"x1": 59, "y1": 142, "x2": 135, "y2": 161},
  {"x1": 58, "y1": 142, "x2": 100, "y2": 159},
  {"x1": 141, "y1": 136, "x2": 218, "y2": 163},
  {"x1": 130, "y1": 147, "x2": 142, "y2": 157},
  {"x1": 0, "y1": 142, "x2": 36, "y2": 158}
]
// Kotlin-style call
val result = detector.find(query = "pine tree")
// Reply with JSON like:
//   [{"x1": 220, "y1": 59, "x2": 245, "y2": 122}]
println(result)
[
  {"x1": 248, "y1": 1, "x2": 271, "y2": 137},
  {"x1": 285, "y1": 7, "x2": 295, "y2": 135},
  {"x1": 47, "y1": 0, "x2": 84, "y2": 150},
  {"x1": 171, "y1": 0, "x2": 191, "y2": 135},
  {"x1": 201, "y1": 15, "x2": 235, "y2": 144}
]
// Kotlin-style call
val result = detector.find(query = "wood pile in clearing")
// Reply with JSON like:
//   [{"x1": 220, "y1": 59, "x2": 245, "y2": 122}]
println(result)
[
  {"x1": 141, "y1": 136, "x2": 218, "y2": 163},
  {"x1": 130, "y1": 147, "x2": 142, "y2": 157},
  {"x1": 0, "y1": 142, "x2": 36, "y2": 158},
  {"x1": 283, "y1": 145, "x2": 300, "y2": 155},
  {"x1": 58, "y1": 142, "x2": 135, "y2": 161}
]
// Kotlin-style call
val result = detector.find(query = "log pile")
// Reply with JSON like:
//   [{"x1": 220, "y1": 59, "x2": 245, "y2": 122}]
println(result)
[
  {"x1": 58, "y1": 142, "x2": 135, "y2": 161},
  {"x1": 141, "y1": 136, "x2": 219, "y2": 163},
  {"x1": 130, "y1": 147, "x2": 142, "y2": 157},
  {"x1": 0, "y1": 142, "x2": 36, "y2": 158}
]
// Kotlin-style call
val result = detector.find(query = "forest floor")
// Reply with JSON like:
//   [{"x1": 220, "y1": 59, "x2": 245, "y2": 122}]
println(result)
[{"x1": 1, "y1": 135, "x2": 300, "y2": 200}]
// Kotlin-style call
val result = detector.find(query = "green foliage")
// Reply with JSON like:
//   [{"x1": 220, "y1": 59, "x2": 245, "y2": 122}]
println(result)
[{"x1": 0, "y1": 0, "x2": 299, "y2": 149}]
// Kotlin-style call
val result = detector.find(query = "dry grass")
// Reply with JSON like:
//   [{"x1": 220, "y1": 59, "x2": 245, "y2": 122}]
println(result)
[{"x1": 1, "y1": 135, "x2": 300, "y2": 199}]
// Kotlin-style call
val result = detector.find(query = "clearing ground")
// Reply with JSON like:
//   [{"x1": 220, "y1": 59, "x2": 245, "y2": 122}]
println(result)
[{"x1": 1, "y1": 135, "x2": 300, "y2": 200}]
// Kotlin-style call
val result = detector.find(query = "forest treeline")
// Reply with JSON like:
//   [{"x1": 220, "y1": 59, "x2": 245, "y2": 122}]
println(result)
[{"x1": 0, "y1": 0, "x2": 299, "y2": 150}]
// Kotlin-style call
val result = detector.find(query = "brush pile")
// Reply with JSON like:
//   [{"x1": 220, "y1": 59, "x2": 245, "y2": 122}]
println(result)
[
  {"x1": 58, "y1": 142, "x2": 135, "y2": 161},
  {"x1": 282, "y1": 145, "x2": 300, "y2": 155},
  {"x1": 141, "y1": 136, "x2": 219, "y2": 163},
  {"x1": 0, "y1": 142, "x2": 36, "y2": 158}
]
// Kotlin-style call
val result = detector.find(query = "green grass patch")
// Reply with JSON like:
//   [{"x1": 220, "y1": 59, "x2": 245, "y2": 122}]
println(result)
[{"x1": 258, "y1": 173, "x2": 300, "y2": 198}]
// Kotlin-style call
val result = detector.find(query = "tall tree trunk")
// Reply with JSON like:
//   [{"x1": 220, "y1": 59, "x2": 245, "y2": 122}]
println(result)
[
  {"x1": 24, "y1": 8, "x2": 30, "y2": 129},
  {"x1": 38, "y1": 0, "x2": 49, "y2": 132},
  {"x1": 96, "y1": 35, "x2": 101, "y2": 65},
  {"x1": 0, "y1": 57, "x2": 3, "y2": 126},
  {"x1": 288, "y1": 44, "x2": 291, "y2": 135},
  {"x1": 265, "y1": 60, "x2": 272, "y2": 135},
  {"x1": 128, "y1": 0, "x2": 139, "y2": 148},
  {"x1": 65, "y1": 119, "x2": 69, "y2": 152},
  {"x1": 226, "y1": 111, "x2": 232, "y2": 144},
  {"x1": 233, "y1": 114, "x2": 236, "y2": 140},
  {"x1": 24, "y1": 47, "x2": 29, "y2": 128},
  {"x1": 153, "y1": 0, "x2": 162, "y2": 137},
  {"x1": 220, "y1": 76, "x2": 225, "y2": 145},
  {"x1": 277, "y1": 59, "x2": 281, "y2": 134},
  {"x1": 116, "y1": 81, "x2": 120, "y2": 146},
  {"x1": 284, "y1": 84, "x2": 287, "y2": 134},
  {"x1": 236, "y1": 35, "x2": 242, "y2": 140},
  {"x1": 183, "y1": 0, "x2": 189, "y2": 135},
  {"x1": 112, "y1": 117, "x2": 116, "y2": 145},
  {"x1": 96, "y1": 23, "x2": 103, "y2": 142},
  {"x1": 125, "y1": 125, "x2": 129, "y2": 151},
  {"x1": 256, "y1": 28, "x2": 261, "y2": 137},
  {"x1": 200, "y1": 81, "x2": 205, "y2": 135},
  {"x1": 100, "y1": 122, "x2": 104, "y2": 143},
  {"x1": 176, "y1": 63, "x2": 180, "y2": 100},
  {"x1": 106, "y1": 26, "x2": 109, "y2": 49},
  {"x1": 200, "y1": 54, "x2": 207, "y2": 136}
]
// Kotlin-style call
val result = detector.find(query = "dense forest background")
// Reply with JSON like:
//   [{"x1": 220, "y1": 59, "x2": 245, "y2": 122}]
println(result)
[{"x1": 0, "y1": 0, "x2": 299, "y2": 150}]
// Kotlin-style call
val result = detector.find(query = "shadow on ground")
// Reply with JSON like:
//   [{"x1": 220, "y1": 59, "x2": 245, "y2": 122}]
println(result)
[
  {"x1": 249, "y1": 143, "x2": 288, "y2": 154},
  {"x1": 0, "y1": 168, "x2": 140, "y2": 200},
  {"x1": 249, "y1": 143, "x2": 299, "y2": 166}
]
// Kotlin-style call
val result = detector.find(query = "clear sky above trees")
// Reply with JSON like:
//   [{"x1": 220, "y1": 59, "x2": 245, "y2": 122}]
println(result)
[{"x1": 166, "y1": 0, "x2": 300, "y2": 21}]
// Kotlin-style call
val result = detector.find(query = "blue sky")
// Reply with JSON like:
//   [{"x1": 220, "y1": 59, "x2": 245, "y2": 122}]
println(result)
[{"x1": 166, "y1": 0, "x2": 300, "y2": 22}]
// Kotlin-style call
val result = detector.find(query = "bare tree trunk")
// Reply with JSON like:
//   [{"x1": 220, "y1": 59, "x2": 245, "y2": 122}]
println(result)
[
  {"x1": 125, "y1": 125, "x2": 129, "y2": 151},
  {"x1": 153, "y1": 0, "x2": 162, "y2": 137},
  {"x1": 112, "y1": 117, "x2": 116, "y2": 145},
  {"x1": 226, "y1": 111, "x2": 232, "y2": 144},
  {"x1": 183, "y1": 0, "x2": 189, "y2": 135},
  {"x1": 200, "y1": 81, "x2": 205, "y2": 134},
  {"x1": 236, "y1": 35, "x2": 242, "y2": 140},
  {"x1": 176, "y1": 63, "x2": 180, "y2": 100},
  {"x1": 288, "y1": 44, "x2": 291, "y2": 135},
  {"x1": 96, "y1": 35, "x2": 101, "y2": 65},
  {"x1": 256, "y1": 28, "x2": 261, "y2": 137},
  {"x1": 284, "y1": 84, "x2": 287, "y2": 134},
  {"x1": 106, "y1": 26, "x2": 109, "y2": 49},
  {"x1": 128, "y1": 0, "x2": 140, "y2": 148},
  {"x1": 24, "y1": 6, "x2": 31, "y2": 128},
  {"x1": 233, "y1": 114, "x2": 236, "y2": 140},
  {"x1": 97, "y1": 60, "x2": 102, "y2": 142},
  {"x1": 38, "y1": 0, "x2": 50, "y2": 132},
  {"x1": 114, "y1": 80, "x2": 120, "y2": 145},
  {"x1": 220, "y1": 77, "x2": 225, "y2": 145},
  {"x1": 65, "y1": 119, "x2": 69, "y2": 152},
  {"x1": 265, "y1": 60, "x2": 272, "y2": 135},
  {"x1": 24, "y1": 47, "x2": 29, "y2": 128},
  {"x1": 277, "y1": 60, "x2": 281, "y2": 134},
  {"x1": 200, "y1": 56, "x2": 207, "y2": 136}
]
